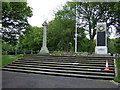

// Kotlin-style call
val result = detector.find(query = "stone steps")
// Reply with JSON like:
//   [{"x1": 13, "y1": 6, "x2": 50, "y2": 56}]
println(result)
[
  {"x1": 7, "y1": 63, "x2": 114, "y2": 70},
  {"x1": 2, "y1": 67, "x2": 114, "y2": 80},
  {"x1": 5, "y1": 64, "x2": 115, "y2": 73},
  {"x1": 3, "y1": 65, "x2": 114, "y2": 76},
  {"x1": 11, "y1": 61, "x2": 114, "y2": 67},
  {"x1": 16, "y1": 58, "x2": 114, "y2": 62},
  {"x1": 15, "y1": 58, "x2": 114, "y2": 65},
  {"x1": 2, "y1": 55, "x2": 115, "y2": 80}
]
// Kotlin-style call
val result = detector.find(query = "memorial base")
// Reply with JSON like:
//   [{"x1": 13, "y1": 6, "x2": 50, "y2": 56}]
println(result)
[
  {"x1": 39, "y1": 47, "x2": 49, "y2": 54},
  {"x1": 95, "y1": 46, "x2": 108, "y2": 55}
]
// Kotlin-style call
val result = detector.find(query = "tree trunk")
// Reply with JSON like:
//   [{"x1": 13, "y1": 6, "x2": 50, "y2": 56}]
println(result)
[
  {"x1": 89, "y1": 39, "x2": 94, "y2": 54},
  {"x1": 88, "y1": 18, "x2": 94, "y2": 54}
]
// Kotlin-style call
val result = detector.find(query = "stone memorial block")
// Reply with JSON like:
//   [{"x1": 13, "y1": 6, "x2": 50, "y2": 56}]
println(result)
[{"x1": 95, "y1": 22, "x2": 108, "y2": 54}]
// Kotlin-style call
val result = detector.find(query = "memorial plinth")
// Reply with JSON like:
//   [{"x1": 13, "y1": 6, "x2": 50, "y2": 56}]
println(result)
[{"x1": 95, "y1": 22, "x2": 108, "y2": 55}]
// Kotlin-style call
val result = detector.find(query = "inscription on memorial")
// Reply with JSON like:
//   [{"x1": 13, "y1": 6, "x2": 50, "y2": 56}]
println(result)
[
  {"x1": 97, "y1": 31, "x2": 106, "y2": 46},
  {"x1": 95, "y1": 22, "x2": 107, "y2": 54}
]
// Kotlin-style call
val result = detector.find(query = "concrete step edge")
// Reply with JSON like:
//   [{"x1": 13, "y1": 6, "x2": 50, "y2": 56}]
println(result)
[
  {"x1": 3, "y1": 66, "x2": 115, "y2": 76},
  {"x1": 6, "y1": 64, "x2": 115, "y2": 73},
  {"x1": 11, "y1": 62, "x2": 114, "y2": 67},
  {"x1": 2, "y1": 68, "x2": 114, "y2": 80},
  {"x1": 9, "y1": 62, "x2": 115, "y2": 69}
]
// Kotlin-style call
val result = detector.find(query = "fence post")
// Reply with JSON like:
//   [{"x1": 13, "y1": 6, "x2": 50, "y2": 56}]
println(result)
[
  {"x1": 24, "y1": 50, "x2": 25, "y2": 55},
  {"x1": 31, "y1": 50, "x2": 33, "y2": 54},
  {"x1": 15, "y1": 49, "x2": 17, "y2": 55},
  {"x1": 114, "y1": 59, "x2": 118, "y2": 77},
  {"x1": 6, "y1": 51, "x2": 8, "y2": 55}
]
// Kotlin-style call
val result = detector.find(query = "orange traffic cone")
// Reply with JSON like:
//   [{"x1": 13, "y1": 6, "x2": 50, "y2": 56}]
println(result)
[{"x1": 104, "y1": 59, "x2": 110, "y2": 71}]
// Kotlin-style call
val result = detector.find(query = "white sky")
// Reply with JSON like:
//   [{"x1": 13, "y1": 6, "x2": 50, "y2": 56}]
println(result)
[{"x1": 27, "y1": 0, "x2": 69, "y2": 27}]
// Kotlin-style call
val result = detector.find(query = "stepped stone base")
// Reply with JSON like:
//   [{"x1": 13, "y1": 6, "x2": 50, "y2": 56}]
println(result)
[
  {"x1": 95, "y1": 46, "x2": 108, "y2": 55},
  {"x1": 92, "y1": 53, "x2": 111, "y2": 57},
  {"x1": 39, "y1": 47, "x2": 49, "y2": 54}
]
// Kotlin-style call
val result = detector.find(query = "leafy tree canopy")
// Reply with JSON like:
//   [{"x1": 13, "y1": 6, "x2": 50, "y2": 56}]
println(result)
[
  {"x1": 2, "y1": 2, "x2": 33, "y2": 45},
  {"x1": 55, "y1": 1, "x2": 120, "y2": 52},
  {"x1": 18, "y1": 26, "x2": 43, "y2": 51}
]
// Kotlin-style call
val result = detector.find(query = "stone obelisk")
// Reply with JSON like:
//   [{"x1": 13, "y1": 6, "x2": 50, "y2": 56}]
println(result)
[{"x1": 40, "y1": 21, "x2": 49, "y2": 54}]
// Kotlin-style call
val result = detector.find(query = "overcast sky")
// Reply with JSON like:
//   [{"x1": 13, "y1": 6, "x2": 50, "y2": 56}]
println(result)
[{"x1": 27, "y1": 0, "x2": 69, "y2": 27}]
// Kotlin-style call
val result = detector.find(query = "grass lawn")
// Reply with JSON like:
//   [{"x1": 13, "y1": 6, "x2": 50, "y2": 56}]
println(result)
[
  {"x1": 114, "y1": 58, "x2": 120, "y2": 83},
  {"x1": 1, "y1": 55, "x2": 22, "y2": 67}
]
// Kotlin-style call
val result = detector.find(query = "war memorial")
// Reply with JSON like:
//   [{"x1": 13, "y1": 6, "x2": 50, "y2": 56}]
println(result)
[
  {"x1": 2, "y1": 20, "x2": 117, "y2": 80},
  {"x1": 2, "y1": 1, "x2": 120, "y2": 89}
]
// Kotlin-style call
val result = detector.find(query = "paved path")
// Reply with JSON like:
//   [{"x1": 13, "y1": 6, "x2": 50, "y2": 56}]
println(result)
[{"x1": 2, "y1": 71, "x2": 119, "y2": 88}]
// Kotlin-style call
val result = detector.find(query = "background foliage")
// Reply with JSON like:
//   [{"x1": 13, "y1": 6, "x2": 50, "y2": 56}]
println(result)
[
  {"x1": 2, "y1": 1, "x2": 120, "y2": 54},
  {"x1": 2, "y1": 2, "x2": 33, "y2": 45}
]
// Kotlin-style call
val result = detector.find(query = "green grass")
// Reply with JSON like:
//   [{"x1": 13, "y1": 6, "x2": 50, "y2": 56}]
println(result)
[
  {"x1": 114, "y1": 58, "x2": 120, "y2": 82},
  {"x1": 1, "y1": 55, "x2": 23, "y2": 67}
]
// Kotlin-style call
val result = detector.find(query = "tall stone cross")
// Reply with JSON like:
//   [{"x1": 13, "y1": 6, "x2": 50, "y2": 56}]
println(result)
[{"x1": 40, "y1": 21, "x2": 49, "y2": 54}]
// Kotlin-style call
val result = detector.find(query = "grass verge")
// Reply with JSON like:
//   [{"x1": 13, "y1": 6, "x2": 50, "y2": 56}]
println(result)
[
  {"x1": 114, "y1": 58, "x2": 120, "y2": 83},
  {"x1": 1, "y1": 55, "x2": 23, "y2": 67}
]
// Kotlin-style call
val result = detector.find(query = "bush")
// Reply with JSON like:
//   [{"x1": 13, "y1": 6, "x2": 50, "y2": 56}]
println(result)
[{"x1": 114, "y1": 58, "x2": 120, "y2": 82}]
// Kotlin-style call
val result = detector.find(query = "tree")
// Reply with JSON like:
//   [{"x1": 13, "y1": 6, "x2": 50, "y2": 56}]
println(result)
[
  {"x1": 47, "y1": 19, "x2": 75, "y2": 51},
  {"x1": 47, "y1": 16, "x2": 86, "y2": 52},
  {"x1": 114, "y1": 2, "x2": 120, "y2": 53},
  {"x1": 114, "y1": 1, "x2": 120, "y2": 35},
  {"x1": 115, "y1": 38, "x2": 120, "y2": 53},
  {"x1": 77, "y1": 37, "x2": 91, "y2": 52},
  {"x1": 54, "y1": 2, "x2": 120, "y2": 53},
  {"x1": 18, "y1": 26, "x2": 43, "y2": 51},
  {"x1": 2, "y1": 2, "x2": 33, "y2": 45},
  {"x1": 17, "y1": 15, "x2": 87, "y2": 52},
  {"x1": 2, "y1": 40, "x2": 13, "y2": 51},
  {"x1": 108, "y1": 39, "x2": 116, "y2": 53}
]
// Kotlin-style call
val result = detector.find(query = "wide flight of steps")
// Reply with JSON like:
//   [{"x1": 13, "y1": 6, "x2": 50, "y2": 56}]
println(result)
[{"x1": 2, "y1": 54, "x2": 115, "y2": 80}]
